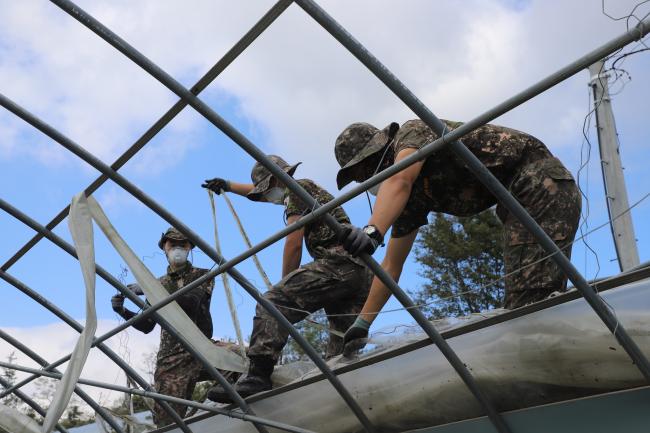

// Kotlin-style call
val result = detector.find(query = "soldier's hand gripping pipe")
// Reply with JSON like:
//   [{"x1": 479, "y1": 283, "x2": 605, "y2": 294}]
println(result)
[
  {"x1": 338, "y1": 225, "x2": 383, "y2": 256},
  {"x1": 111, "y1": 293, "x2": 126, "y2": 315}
]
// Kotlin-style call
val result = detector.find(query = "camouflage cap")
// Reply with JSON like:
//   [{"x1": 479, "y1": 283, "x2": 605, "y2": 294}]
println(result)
[
  {"x1": 335, "y1": 122, "x2": 399, "y2": 190},
  {"x1": 246, "y1": 155, "x2": 301, "y2": 202},
  {"x1": 158, "y1": 227, "x2": 194, "y2": 250}
]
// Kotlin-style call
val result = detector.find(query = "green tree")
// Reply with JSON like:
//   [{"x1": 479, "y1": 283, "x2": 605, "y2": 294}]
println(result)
[
  {"x1": 412, "y1": 209, "x2": 505, "y2": 320},
  {"x1": 61, "y1": 402, "x2": 89, "y2": 428},
  {"x1": 281, "y1": 312, "x2": 329, "y2": 363},
  {"x1": 1, "y1": 352, "x2": 21, "y2": 409}
]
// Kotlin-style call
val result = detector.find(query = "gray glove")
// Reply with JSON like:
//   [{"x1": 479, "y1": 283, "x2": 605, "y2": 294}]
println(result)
[
  {"x1": 111, "y1": 294, "x2": 125, "y2": 314},
  {"x1": 127, "y1": 283, "x2": 143, "y2": 296},
  {"x1": 202, "y1": 178, "x2": 230, "y2": 194},
  {"x1": 339, "y1": 225, "x2": 383, "y2": 256},
  {"x1": 342, "y1": 317, "x2": 371, "y2": 357}
]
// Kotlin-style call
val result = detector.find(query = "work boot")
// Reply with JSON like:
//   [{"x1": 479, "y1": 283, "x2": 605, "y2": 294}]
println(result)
[{"x1": 206, "y1": 356, "x2": 274, "y2": 403}]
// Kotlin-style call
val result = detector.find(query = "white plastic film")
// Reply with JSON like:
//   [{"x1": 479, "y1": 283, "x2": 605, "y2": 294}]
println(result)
[
  {"x1": 41, "y1": 193, "x2": 98, "y2": 433},
  {"x1": 163, "y1": 279, "x2": 650, "y2": 433},
  {"x1": 85, "y1": 196, "x2": 245, "y2": 372},
  {"x1": 0, "y1": 405, "x2": 42, "y2": 433}
]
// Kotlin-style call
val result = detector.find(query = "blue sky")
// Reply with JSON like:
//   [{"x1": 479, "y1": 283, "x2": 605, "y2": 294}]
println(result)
[{"x1": 1, "y1": 0, "x2": 649, "y2": 406}]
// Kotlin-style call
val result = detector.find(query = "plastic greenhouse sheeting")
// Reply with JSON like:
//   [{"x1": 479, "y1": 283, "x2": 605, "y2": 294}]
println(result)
[
  {"x1": 168, "y1": 277, "x2": 650, "y2": 433},
  {"x1": 0, "y1": 405, "x2": 41, "y2": 433}
]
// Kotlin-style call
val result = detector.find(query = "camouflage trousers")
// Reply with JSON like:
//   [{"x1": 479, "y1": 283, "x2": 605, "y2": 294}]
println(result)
[
  {"x1": 153, "y1": 341, "x2": 242, "y2": 427},
  {"x1": 248, "y1": 254, "x2": 372, "y2": 364},
  {"x1": 499, "y1": 157, "x2": 581, "y2": 309}
]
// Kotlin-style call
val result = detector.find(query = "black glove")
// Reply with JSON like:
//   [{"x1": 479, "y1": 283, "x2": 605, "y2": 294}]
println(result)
[
  {"x1": 127, "y1": 283, "x2": 143, "y2": 296},
  {"x1": 111, "y1": 294, "x2": 125, "y2": 314},
  {"x1": 202, "y1": 178, "x2": 230, "y2": 195},
  {"x1": 342, "y1": 325, "x2": 369, "y2": 358},
  {"x1": 339, "y1": 225, "x2": 383, "y2": 256}
]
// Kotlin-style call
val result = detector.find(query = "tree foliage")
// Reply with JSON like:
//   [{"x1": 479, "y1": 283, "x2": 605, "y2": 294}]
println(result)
[
  {"x1": 1, "y1": 352, "x2": 21, "y2": 409},
  {"x1": 412, "y1": 209, "x2": 505, "y2": 320},
  {"x1": 281, "y1": 312, "x2": 329, "y2": 363}
]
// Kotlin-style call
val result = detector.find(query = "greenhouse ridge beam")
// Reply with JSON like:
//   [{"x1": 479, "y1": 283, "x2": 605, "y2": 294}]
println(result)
[
  {"x1": 294, "y1": 0, "x2": 650, "y2": 381},
  {"x1": 0, "y1": 199, "x2": 270, "y2": 433},
  {"x1": 1, "y1": 0, "x2": 291, "y2": 273},
  {"x1": 0, "y1": 268, "x2": 192, "y2": 433},
  {"x1": 0, "y1": 361, "x2": 316, "y2": 433},
  {"x1": 47, "y1": 0, "x2": 508, "y2": 431},
  {"x1": 0, "y1": 376, "x2": 69, "y2": 433},
  {"x1": 0, "y1": 329, "x2": 125, "y2": 433}
]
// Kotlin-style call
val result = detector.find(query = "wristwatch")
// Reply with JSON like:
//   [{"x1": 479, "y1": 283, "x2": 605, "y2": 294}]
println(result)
[{"x1": 362, "y1": 224, "x2": 384, "y2": 246}]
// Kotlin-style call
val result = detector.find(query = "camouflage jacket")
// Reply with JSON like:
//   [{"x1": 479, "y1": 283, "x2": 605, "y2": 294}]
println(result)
[
  {"x1": 390, "y1": 119, "x2": 561, "y2": 237},
  {"x1": 132, "y1": 262, "x2": 215, "y2": 360},
  {"x1": 284, "y1": 178, "x2": 352, "y2": 260}
]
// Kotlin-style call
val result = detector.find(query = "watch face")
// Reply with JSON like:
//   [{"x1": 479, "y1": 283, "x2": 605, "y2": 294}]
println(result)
[{"x1": 363, "y1": 225, "x2": 377, "y2": 236}]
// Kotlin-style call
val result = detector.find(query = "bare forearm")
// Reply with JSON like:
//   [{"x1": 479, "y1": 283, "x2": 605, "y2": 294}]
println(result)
[
  {"x1": 282, "y1": 247, "x2": 302, "y2": 277},
  {"x1": 359, "y1": 280, "x2": 393, "y2": 323},
  {"x1": 228, "y1": 181, "x2": 254, "y2": 196},
  {"x1": 359, "y1": 231, "x2": 417, "y2": 324},
  {"x1": 368, "y1": 179, "x2": 412, "y2": 235},
  {"x1": 282, "y1": 218, "x2": 304, "y2": 277}
]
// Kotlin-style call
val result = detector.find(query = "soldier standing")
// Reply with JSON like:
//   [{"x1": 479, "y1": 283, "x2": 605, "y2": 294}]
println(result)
[
  {"x1": 334, "y1": 119, "x2": 581, "y2": 350},
  {"x1": 111, "y1": 227, "x2": 231, "y2": 426},
  {"x1": 202, "y1": 155, "x2": 372, "y2": 401}
]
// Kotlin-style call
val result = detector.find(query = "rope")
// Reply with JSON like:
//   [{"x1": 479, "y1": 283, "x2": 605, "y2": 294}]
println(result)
[
  {"x1": 221, "y1": 193, "x2": 274, "y2": 291},
  {"x1": 208, "y1": 191, "x2": 247, "y2": 360},
  {"x1": 220, "y1": 193, "x2": 345, "y2": 338}
]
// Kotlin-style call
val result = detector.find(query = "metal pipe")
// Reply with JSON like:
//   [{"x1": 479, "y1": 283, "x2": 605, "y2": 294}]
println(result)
[
  {"x1": 0, "y1": 376, "x2": 69, "y2": 433},
  {"x1": 0, "y1": 269, "x2": 192, "y2": 433},
  {"x1": 2, "y1": 20, "x2": 376, "y2": 427},
  {"x1": 294, "y1": 0, "x2": 650, "y2": 381},
  {"x1": 0, "y1": 329, "x2": 125, "y2": 433},
  {"x1": 0, "y1": 361, "x2": 316, "y2": 433},
  {"x1": 45, "y1": 0, "x2": 505, "y2": 431},
  {"x1": 1, "y1": 0, "x2": 292, "y2": 273},
  {"x1": 0, "y1": 199, "x2": 269, "y2": 433},
  {"x1": 20, "y1": 1, "x2": 648, "y2": 430}
]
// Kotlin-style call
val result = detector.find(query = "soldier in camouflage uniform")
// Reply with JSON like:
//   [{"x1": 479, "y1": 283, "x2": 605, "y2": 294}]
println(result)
[
  {"x1": 201, "y1": 155, "x2": 372, "y2": 401},
  {"x1": 111, "y1": 227, "x2": 238, "y2": 427},
  {"x1": 334, "y1": 120, "x2": 581, "y2": 350}
]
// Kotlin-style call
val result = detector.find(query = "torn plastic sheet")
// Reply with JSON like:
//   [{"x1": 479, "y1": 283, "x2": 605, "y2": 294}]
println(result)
[
  {"x1": 41, "y1": 193, "x2": 98, "y2": 433},
  {"x1": 0, "y1": 405, "x2": 41, "y2": 433},
  {"x1": 170, "y1": 278, "x2": 650, "y2": 433},
  {"x1": 41, "y1": 193, "x2": 245, "y2": 430},
  {"x1": 84, "y1": 195, "x2": 245, "y2": 373}
]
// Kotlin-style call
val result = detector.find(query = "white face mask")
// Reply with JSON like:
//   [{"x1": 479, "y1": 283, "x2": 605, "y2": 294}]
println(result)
[
  {"x1": 167, "y1": 247, "x2": 189, "y2": 266},
  {"x1": 264, "y1": 187, "x2": 285, "y2": 205},
  {"x1": 368, "y1": 182, "x2": 381, "y2": 196}
]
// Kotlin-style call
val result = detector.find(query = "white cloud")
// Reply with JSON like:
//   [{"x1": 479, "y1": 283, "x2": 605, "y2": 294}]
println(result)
[
  {"x1": 2, "y1": 0, "x2": 648, "y2": 181},
  {"x1": 0, "y1": 320, "x2": 160, "y2": 412}
]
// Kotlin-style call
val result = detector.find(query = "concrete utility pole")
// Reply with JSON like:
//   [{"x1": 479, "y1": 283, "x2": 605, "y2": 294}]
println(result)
[{"x1": 588, "y1": 60, "x2": 640, "y2": 271}]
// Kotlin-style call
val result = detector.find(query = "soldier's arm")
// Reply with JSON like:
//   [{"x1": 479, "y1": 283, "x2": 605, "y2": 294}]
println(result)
[
  {"x1": 228, "y1": 181, "x2": 255, "y2": 196},
  {"x1": 176, "y1": 278, "x2": 214, "y2": 318},
  {"x1": 368, "y1": 148, "x2": 424, "y2": 236},
  {"x1": 359, "y1": 229, "x2": 418, "y2": 323},
  {"x1": 282, "y1": 214, "x2": 304, "y2": 277},
  {"x1": 121, "y1": 307, "x2": 156, "y2": 334}
]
